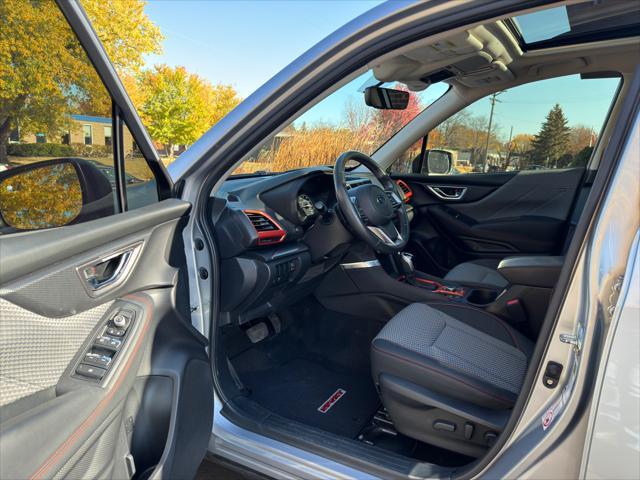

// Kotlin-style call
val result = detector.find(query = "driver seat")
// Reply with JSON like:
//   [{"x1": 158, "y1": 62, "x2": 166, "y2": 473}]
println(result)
[{"x1": 371, "y1": 302, "x2": 533, "y2": 457}]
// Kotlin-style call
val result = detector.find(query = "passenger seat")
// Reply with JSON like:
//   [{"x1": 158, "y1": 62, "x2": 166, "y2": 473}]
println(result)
[{"x1": 371, "y1": 302, "x2": 533, "y2": 457}]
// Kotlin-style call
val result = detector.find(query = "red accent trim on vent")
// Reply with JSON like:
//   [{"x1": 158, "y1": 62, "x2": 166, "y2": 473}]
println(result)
[
  {"x1": 395, "y1": 180, "x2": 413, "y2": 202},
  {"x1": 243, "y1": 210, "x2": 287, "y2": 246}
]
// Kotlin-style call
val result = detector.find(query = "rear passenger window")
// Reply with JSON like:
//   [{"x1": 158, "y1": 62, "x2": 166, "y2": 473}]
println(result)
[
  {"x1": 0, "y1": 1, "x2": 159, "y2": 234},
  {"x1": 391, "y1": 74, "x2": 620, "y2": 175}
]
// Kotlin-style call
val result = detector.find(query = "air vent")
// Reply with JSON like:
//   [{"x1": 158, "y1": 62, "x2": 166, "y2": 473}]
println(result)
[
  {"x1": 396, "y1": 180, "x2": 413, "y2": 201},
  {"x1": 243, "y1": 210, "x2": 286, "y2": 246},
  {"x1": 245, "y1": 212, "x2": 276, "y2": 231}
]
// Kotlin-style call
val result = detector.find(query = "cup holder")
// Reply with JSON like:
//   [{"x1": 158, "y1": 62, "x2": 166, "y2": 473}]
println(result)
[{"x1": 466, "y1": 288, "x2": 498, "y2": 306}]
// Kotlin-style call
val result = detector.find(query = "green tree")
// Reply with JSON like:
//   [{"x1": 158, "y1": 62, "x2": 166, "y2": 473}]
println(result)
[
  {"x1": 137, "y1": 65, "x2": 241, "y2": 157},
  {"x1": 0, "y1": 0, "x2": 162, "y2": 163},
  {"x1": 530, "y1": 104, "x2": 571, "y2": 168}
]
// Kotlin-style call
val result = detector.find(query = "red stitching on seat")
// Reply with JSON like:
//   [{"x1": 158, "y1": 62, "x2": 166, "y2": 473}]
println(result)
[
  {"x1": 29, "y1": 294, "x2": 153, "y2": 480},
  {"x1": 372, "y1": 343, "x2": 514, "y2": 406}
]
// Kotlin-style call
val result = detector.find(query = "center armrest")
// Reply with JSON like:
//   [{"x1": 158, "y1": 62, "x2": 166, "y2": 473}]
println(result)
[{"x1": 497, "y1": 256, "x2": 564, "y2": 288}]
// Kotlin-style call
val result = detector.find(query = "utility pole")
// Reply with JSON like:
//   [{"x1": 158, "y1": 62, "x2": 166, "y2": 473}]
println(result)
[
  {"x1": 504, "y1": 125, "x2": 513, "y2": 170},
  {"x1": 482, "y1": 92, "x2": 502, "y2": 173}
]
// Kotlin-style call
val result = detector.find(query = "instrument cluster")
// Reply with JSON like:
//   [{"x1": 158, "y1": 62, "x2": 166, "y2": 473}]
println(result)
[{"x1": 296, "y1": 193, "x2": 316, "y2": 222}]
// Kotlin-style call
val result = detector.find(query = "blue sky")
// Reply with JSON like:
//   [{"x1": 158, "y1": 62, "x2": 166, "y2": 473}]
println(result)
[
  {"x1": 143, "y1": 1, "x2": 620, "y2": 138},
  {"x1": 144, "y1": 0, "x2": 383, "y2": 97},
  {"x1": 465, "y1": 75, "x2": 619, "y2": 138}
]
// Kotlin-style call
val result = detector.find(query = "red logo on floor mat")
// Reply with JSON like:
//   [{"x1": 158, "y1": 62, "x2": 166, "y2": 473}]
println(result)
[{"x1": 317, "y1": 388, "x2": 346, "y2": 413}]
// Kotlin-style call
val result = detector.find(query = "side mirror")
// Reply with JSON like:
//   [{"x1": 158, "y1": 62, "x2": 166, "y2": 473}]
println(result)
[
  {"x1": 426, "y1": 149, "x2": 453, "y2": 175},
  {"x1": 364, "y1": 86, "x2": 409, "y2": 110},
  {"x1": 0, "y1": 158, "x2": 114, "y2": 232}
]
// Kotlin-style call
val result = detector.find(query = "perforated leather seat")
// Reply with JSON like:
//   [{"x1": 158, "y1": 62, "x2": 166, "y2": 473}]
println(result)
[{"x1": 371, "y1": 302, "x2": 533, "y2": 456}]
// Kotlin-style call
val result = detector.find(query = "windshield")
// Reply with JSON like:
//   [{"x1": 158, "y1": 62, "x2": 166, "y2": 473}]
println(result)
[{"x1": 232, "y1": 72, "x2": 449, "y2": 175}]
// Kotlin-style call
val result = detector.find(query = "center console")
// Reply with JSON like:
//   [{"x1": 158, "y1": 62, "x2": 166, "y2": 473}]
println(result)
[
  {"x1": 396, "y1": 252, "x2": 500, "y2": 307},
  {"x1": 315, "y1": 246, "x2": 560, "y2": 341}
]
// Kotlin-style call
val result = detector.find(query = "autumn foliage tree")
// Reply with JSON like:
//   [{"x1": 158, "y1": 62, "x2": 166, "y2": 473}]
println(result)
[
  {"x1": 136, "y1": 65, "x2": 241, "y2": 157},
  {"x1": 0, "y1": 0, "x2": 162, "y2": 163}
]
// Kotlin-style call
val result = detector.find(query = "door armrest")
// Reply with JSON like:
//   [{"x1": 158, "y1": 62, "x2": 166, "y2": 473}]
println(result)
[{"x1": 497, "y1": 256, "x2": 564, "y2": 288}]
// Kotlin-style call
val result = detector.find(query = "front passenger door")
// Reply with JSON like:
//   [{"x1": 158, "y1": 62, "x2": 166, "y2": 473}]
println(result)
[
  {"x1": 0, "y1": 2, "x2": 212, "y2": 479},
  {"x1": 389, "y1": 74, "x2": 621, "y2": 276}
]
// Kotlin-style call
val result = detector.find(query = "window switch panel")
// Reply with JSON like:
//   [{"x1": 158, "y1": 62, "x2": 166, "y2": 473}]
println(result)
[
  {"x1": 76, "y1": 363, "x2": 107, "y2": 380},
  {"x1": 84, "y1": 352, "x2": 112, "y2": 368},
  {"x1": 95, "y1": 335, "x2": 122, "y2": 351},
  {"x1": 106, "y1": 327, "x2": 126, "y2": 337}
]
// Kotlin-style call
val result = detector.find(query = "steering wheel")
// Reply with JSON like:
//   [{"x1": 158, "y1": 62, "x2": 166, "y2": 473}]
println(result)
[{"x1": 333, "y1": 151, "x2": 409, "y2": 254}]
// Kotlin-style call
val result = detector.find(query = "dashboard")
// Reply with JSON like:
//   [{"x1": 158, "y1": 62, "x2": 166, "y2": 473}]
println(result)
[
  {"x1": 209, "y1": 166, "x2": 412, "y2": 327},
  {"x1": 210, "y1": 167, "x2": 378, "y2": 326}
]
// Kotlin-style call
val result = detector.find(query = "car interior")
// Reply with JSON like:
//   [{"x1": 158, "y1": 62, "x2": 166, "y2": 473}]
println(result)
[
  {"x1": 0, "y1": 2, "x2": 638, "y2": 479},
  {"x1": 207, "y1": 3, "x2": 639, "y2": 473}
]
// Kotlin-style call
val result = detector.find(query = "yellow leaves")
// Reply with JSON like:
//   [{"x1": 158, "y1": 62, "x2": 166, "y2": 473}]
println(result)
[
  {"x1": 135, "y1": 65, "x2": 241, "y2": 152},
  {"x1": 1, "y1": 0, "x2": 161, "y2": 142},
  {"x1": 82, "y1": 0, "x2": 163, "y2": 75},
  {"x1": 0, "y1": 162, "x2": 83, "y2": 230}
]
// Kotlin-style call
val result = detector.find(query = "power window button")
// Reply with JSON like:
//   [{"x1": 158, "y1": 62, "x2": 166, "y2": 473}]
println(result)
[
  {"x1": 76, "y1": 363, "x2": 106, "y2": 380},
  {"x1": 95, "y1": 336, "x2": 122, "y2": 350},
  {"x1": 84, "y1": 352, "x2": 112, "y2": 368}
]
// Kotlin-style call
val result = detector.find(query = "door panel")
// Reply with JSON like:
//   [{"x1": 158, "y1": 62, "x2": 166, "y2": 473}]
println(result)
[
  {"x1": 0, "y1": 200, "x2": 213, "y2": 480},
  {"x1": 392, "y1": 168, "x2": 584, "y2": 275}
]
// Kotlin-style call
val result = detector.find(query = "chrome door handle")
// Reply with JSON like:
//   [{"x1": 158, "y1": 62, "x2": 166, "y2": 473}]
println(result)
[
  {"x1": 427, "y1": 185, "x2": 467, "y2": 200},
  {"x1": 78, "y1": 242, "x2": 142, "y2": 293}
]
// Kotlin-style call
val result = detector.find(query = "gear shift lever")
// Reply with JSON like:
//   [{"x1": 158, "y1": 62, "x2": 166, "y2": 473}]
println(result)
[{"x1": 398, "y1": 252, "x2": 415, "y2": 278}]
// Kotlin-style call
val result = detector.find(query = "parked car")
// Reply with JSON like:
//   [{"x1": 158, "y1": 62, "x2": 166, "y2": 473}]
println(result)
[{"x1": 0, "y1": 1, "x2": 638, "y2": 479}]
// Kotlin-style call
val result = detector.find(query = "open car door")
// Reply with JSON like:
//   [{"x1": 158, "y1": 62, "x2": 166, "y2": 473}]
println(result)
[{"x1": 0, "y1": 2, "x2": 213, "y2": 479}]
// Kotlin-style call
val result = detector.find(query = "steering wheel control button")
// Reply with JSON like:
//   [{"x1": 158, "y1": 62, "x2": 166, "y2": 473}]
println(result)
[
  {"x1": 76, "y1": 363, "x2": 107, "y2": 380},
  {"x1": 84, "y1": 352, "x2": 112, "y2": 368},
  {"x1": 95, "y1": 335, "x2": 122, "y2": 351}
]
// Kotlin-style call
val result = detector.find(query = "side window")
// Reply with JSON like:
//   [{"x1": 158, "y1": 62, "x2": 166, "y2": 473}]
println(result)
[
  {"x1": 391, "y1": 74, "x2": 620, "y2": 175},
  {"x1": 123, "y1": 124, "x2": 158, "y2": 210},
  {"x1": 0, "y1": 1, "x2": 158, "y2": 234}
]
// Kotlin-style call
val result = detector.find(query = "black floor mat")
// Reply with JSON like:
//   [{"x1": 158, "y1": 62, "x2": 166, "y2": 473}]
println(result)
[{"x1": 240, "y1": 358, "x2": 380, "y2": 438}]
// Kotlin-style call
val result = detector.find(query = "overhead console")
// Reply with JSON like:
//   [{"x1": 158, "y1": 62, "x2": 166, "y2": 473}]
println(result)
[{"x1": 372, "y1": 23, "x2": 520, "y2": 90}]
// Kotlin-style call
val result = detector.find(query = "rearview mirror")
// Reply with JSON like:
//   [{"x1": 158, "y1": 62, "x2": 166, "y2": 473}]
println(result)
[
  {"x1": 364, "y1": 86, "x2": 409, "y2": 110},
  {"x1": 0, "y1": 158, "x2": 114, "y2": 232}
]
